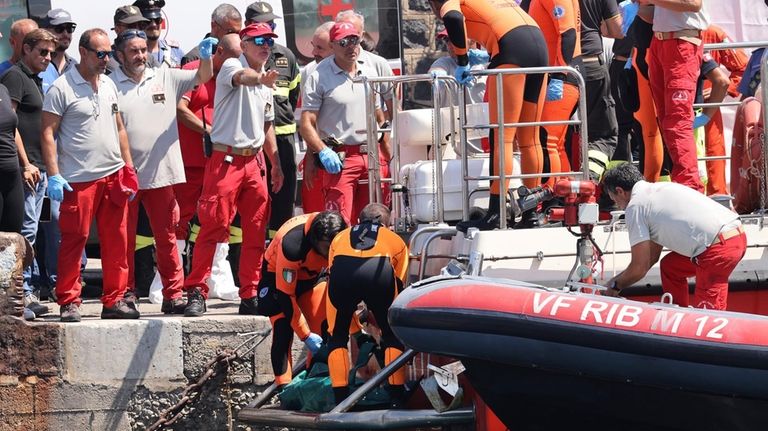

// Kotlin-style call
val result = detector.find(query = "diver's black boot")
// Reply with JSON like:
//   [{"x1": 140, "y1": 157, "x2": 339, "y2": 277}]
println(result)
[
  {"x1": 333, "y1": 386, "x2": 350, "y2": 406},
  {"x1": 457, "y1": 194, "x2": 502, "y2": 233}
]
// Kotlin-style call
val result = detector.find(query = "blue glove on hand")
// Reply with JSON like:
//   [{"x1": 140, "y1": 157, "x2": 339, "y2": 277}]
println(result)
[
  {"x1": 318, "y1": 147, "x2": 343, "y2": 174},
  {"x1": 546, "y1": 78, "x2": 564, "y2": 101},
  {"x1": 468, "y1": 49, "x2": 490, "y2": 66},
  {"x1": 304, "y1": 333, "x2": 323, "y2": 355},
  {"x1": 454, "y1": 64, "x2": 472, "y2": 86},
  {"x1": 47, "y1": 174, "x2": 73, "y2": 202},
  {"x1": 620, "y1": 0, "x2": 639, "y2": 36},
  {"x1": 624, "y1": 56, "x2": 633, "y2": 70},
  {"x1": 198, "y1": 37, "x2": 219, "y2": 60},
  {"x1": 693, "y1": 113, "x2": 711, "y2": 129}
]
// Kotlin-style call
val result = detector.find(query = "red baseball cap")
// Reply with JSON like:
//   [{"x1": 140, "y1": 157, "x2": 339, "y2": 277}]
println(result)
[
  {"x1": 330, "y1": 22, "x2": 359, "y2": 42},
  {"x1": 239, "y1": 22, "x2": 278, "y2": 40}
]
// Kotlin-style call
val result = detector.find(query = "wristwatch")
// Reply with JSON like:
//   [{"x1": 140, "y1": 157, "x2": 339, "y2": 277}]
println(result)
[{"x1": 609, "y1": 281, "x2": 621, "y2": 293}]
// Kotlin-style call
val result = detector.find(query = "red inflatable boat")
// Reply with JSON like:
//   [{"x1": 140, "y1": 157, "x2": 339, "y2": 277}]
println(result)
[{"x1": 389, "y1": 275, "x2": 768, "y2": 431}]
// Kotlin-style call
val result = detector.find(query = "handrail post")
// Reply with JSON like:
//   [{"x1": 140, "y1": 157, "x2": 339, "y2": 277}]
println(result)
[
  {"x1": 431, "y1": 77, "x2": 446, "y2": 224},
  {"x1": 495, "y1": 71, "x2": 507, "y2": 229}
]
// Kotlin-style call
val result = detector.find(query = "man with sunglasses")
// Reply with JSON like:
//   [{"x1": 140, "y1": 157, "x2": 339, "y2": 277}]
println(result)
[
  {"x1": 41, "y1": 28, "x2": 139, "y2": 322},
  {"x1": 181, "y1": 4, "x2": 242, "y2": 67},
  {"x1": 300, "y1": 22, "x2": 388, "y2": 224},
  {"x1": 182, "y1": 22, "x2": 283, "y2": 317},
  {"x1": 39, "y1": 9, "x2": 77, "y2": 94},
  {"x1": 0, "y1": 29, "x2": 57, "y2": 320},
  {"x1": 107, "y1": 5, "x2": 150, "y2": 74},
  {"x1": 245, "y1": 2, "x2": 301, "y2": 239},
  {"x1": 110, "y1": 29, "x2": 215, "y2": 314},
  {"x1": 132, "y1": 0, "x2": 184, "y2": 69},
  {"x1": 0, "y1": 19, "x2": 38, "y2": 77}
]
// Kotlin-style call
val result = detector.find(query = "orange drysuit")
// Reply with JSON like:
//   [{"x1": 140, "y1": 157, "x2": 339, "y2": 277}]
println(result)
[
  {"x1": 527, "y1": 0, "x2": 582, "y2": 186},
  {"x1": 438, "y1": 0, "x2": 549, "y2": 190}
]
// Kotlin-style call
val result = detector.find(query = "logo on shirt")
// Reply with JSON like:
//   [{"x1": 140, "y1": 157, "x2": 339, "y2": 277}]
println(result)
[
  {"x1": 265, "y1": 102, "x2": 273, "y2": 115},
  {"x1": 259, "y1": 287, "x2": 270, "y2": 298},
  {"x1": 152, "y1": 93, "x2": 166, "y2": 103},
  {"x1": 553, "y1": 5, "x2": 565, "y2": 19},
  {"x1": 282, "y1": 269, "x2": 296, "y2": 284},
  {"x1": 276, "y1": 57, "x2": 289, "y2": 68}
]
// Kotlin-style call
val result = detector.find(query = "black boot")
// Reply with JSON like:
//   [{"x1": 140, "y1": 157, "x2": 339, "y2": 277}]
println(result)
[{"x1": 457, "y1": 194, "x2": 502, "y2": 233}]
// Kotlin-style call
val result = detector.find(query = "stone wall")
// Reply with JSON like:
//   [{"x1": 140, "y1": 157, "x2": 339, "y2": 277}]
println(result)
[
  {"x1": 399, "y1": 0, "x2": 448, "y2": 107},
  {"x1": 0, "y1": 315, "x2": 294, "y2": 431}
]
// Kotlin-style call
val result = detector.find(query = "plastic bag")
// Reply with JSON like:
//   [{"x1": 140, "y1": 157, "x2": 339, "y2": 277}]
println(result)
[
  {"x1": 148, "y1": 239, "x2": 187, "y2": 304},
  {"x1": 208, "y1": 242, "x2": 239, "y2": 300}
]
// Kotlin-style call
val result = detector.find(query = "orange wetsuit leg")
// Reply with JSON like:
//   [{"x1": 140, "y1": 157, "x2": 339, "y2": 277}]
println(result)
[
  {"x1": 541, "y1": 82, "x2": 579, "y2": 187},
  {"x1": 633, "y1": 59, "x2": 663, "y2": 182},
  {"x1": 704, "y1": 109, "x2": 727, "y2": 195}
]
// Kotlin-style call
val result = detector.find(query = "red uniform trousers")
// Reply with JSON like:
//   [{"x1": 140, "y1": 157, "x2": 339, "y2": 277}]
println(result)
[
  {"x1": 174, "y1": 166, "x2": 205, "y2": 240},
  {"x1": 301, "y1": 158, "x2": 326, "y2": 214},
  {"x1": 127, "y1": 186, "x2": 184, "y2": 300},
  {"x1": 660, "y1": 228, "x2": 747, "y2": 310},
  {"x1": 323, "y1": 145, "x2": 389, "y2": 224},
  {"x1": 648, "y1": 37, "x2": 704, "y2": 192},
  {"x1": 184, "y1": 150, "x2": 269, "y2": 299},
  {"x1": 56, "y1": 171, "x2": 128, "y2": 307}
]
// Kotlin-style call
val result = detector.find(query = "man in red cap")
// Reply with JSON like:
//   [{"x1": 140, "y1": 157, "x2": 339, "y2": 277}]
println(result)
[
  {"x1": 183, "y1": 22, "x2": 283, "y2": 317},
  {"x1": 299, "y1": 22, "x2": 389, "y2": 224}
]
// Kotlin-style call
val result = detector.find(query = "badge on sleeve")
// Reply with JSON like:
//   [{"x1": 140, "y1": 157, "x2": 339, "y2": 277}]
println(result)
[
  {"x1": 276, "y1": 57, "x2": 289, "y2": 68},
  {"x1": 553, "y1": 5, "x2": 565, "y2": 19},
  {"x1": 282, "y1": 269, "x2": 296, "y2": 284}
]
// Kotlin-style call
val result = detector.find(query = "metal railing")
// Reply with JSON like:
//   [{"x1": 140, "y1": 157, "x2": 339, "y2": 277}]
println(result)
[{"x1": 462, "y1": 66, "x2": 590, "y2": 228}]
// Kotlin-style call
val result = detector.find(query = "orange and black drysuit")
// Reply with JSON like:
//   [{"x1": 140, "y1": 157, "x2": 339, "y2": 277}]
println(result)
[
  {"x1": 526, "y1": 0, "x2": 582, "y2": 186},
  {"x1": 439, "y1": 0, "x2": 548, "y2": 191},
  {"x1": 326, "y1": 221, "x2": 409, "y2": 403},
  {"x1": 257, "y1": 213, "x2": 329, "y2": 386}
]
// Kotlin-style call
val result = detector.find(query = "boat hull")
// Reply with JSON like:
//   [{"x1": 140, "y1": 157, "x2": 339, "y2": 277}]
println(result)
[{"x1": 389, "y1": 276, "x2": 768, "y2": 430}]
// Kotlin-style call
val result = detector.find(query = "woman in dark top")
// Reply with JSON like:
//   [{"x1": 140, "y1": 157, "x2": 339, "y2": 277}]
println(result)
[{"x1": 0, "y1": 83, "x2": 24, "y2": 233}]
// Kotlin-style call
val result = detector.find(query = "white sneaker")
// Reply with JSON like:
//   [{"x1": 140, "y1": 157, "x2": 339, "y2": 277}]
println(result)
[{"x1": 24, "y1": 293, "x2": 50, "y2": 318}]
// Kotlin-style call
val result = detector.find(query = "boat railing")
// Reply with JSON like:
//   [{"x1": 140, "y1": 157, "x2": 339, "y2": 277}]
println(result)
[
  {"x1": 460, "y1": 66, "x2": 590, "y2": 228},
  {"x1": 694, "y1": 41, "x2": 768, "y2": 161}
]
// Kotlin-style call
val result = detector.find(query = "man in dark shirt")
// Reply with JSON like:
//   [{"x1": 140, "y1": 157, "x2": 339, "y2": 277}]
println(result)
[
  {"x1": 608, "y1": 1, "x2": 639, "y2": 166},
  {"x1": 0, "y1": 29, "x2": 57, "y2": 320},
  {"x1": 244, "y1": 2, "x2": 301, "y2": 238},
  {"x1": 578, "y1": 0, "x2": 622, "y2": 181}
]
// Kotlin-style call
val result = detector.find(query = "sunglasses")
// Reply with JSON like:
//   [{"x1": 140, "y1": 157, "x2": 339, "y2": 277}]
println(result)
[
  {"x1": 37, "y1": 48, "x2": 52, "y2": 57},
  {"x1": 53, "y1": 23, "x2": 77, "y2": 34},
  {"x1": 116, "y1": 29, "x2": 147, "y2": 45},
  {"x1": 84, "y1": 45, "x2": 112, "y2": 59},
  {"x1": 249, "y1": 37, "x2": 274, "y2": 47},
  {"x1": 336, "y1": 36, "x2": 360, "y2": 48}
]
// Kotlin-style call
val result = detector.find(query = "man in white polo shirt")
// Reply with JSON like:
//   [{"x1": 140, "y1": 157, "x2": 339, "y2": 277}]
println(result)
[
  {"x1": 41, "y1": 28, "x2": 139, "y2": 322},
  {"x1": 183, "y1": 22, "x2": 283, "y2": 317},
  {"x1": 300, "y1": 22, "x2": 387, "y2": 224},
  {"x1": 110, "y1": 29, "x2": 216, "y2": 314},
  {"x1": 602, "y1": 163, "x2": 746, "y2": 310}
]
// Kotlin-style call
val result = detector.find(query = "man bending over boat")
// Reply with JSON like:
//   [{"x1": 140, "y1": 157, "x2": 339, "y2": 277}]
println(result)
[{"x1": 601, "y1": 163, "x2": 746, "y2": 310}]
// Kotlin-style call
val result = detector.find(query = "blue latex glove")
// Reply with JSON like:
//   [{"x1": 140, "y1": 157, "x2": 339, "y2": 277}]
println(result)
[
  {"x1": 624, "y1": 56, "x2": 633, "y2": 70},
  {"x1": 620, "y1": 0, "x2": 639, "y2": 36},
  {"x1": 468, "y1": 49, "x2": 490, "y2": 66},
  {"x1": 198, "y1": 37, "x2": 219, "y2": 60},
  {"x1": 318, "y1": 147, "x2": 343, "y2": 174},
  {"x1": 47, "y1": 174, "x2": 73, "y2": 202},
  {"x1": 304, "y1": 333, "x2": 323, "y2": 355},
  {"x1": 454, "y1": 64, "x2": 472, "y2": 86},
  {"x1": 693, "y1": 113, "x2": 710, "y2": 129},
  {"x1": 546, "y1": 78, "x2": 564, "y2": 101}
]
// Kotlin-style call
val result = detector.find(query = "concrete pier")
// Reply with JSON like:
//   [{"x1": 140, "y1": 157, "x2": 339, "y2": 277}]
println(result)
[{"x1": 0, "y1": 298, "x2": 294, "y2": 431}]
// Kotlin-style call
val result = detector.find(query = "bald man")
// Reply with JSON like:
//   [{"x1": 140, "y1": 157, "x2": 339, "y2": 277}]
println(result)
[{"x1": 0, "y1": 19, "x2": 39, "y2": 76}]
